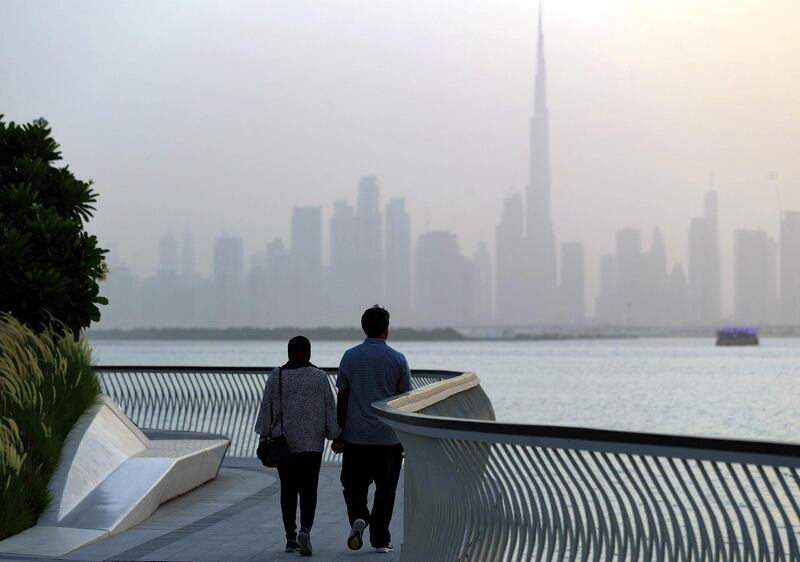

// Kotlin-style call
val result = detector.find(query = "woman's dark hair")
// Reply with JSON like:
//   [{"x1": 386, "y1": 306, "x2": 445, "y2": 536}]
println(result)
[
  {"x1": 361, "y1": 305, "x2": 390, "y2": 337},
  {"x1": 287, "y1": 335, "x2": 311, "y2": 360}
]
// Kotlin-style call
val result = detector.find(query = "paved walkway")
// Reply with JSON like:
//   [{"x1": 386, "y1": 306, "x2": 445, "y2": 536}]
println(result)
[{"x1": 1, "y1": 460, "x2": 402, "y2": 562}]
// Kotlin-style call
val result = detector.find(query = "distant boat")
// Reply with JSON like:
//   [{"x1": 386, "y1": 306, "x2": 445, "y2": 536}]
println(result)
[{"x1": 716, "y1": 327, "x2": 759, "y2": 346}]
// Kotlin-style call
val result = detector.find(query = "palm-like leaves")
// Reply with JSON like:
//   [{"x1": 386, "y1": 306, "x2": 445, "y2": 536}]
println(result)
[{"x1": 0, "y1": 115, "x2": 107, "y2": 334}]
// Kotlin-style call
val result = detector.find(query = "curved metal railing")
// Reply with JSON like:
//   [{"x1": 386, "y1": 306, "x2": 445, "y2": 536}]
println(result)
[
  {"x1": 94, "y1": 366, "x2": 459, "y2": 460},
  {"x1": 374, "y1": 379, "x2": 800, "y2": 562}
]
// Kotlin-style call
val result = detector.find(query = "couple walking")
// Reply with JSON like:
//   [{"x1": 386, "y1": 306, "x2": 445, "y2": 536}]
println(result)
[{"x1": 254, "y1": 305, "x2": 410, "y2": 556}]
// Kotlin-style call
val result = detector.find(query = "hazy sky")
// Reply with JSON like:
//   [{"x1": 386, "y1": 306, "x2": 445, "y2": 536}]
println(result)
[{"x1": 2, "y1": 0, "x2": 799, "y2": 313}]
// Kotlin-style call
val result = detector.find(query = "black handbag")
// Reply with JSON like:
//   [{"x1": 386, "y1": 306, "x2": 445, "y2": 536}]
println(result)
[{"x1": 257, "y1": 368, "x2": 291, "y2": 468}]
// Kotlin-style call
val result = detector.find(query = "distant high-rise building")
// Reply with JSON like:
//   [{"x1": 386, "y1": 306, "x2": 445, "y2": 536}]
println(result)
[
  {"x1": 644, "y1": 227, "x2": 669, "y2": 323},
  {"x1": 179, "y1": 232, "x2": 196, "y2": 282},
  {"x1": 415, "y1": 231, "x2": 470, "y2": 326},
  {"x1": 666, "y1": 264, "x2": 689, "y2": 326},
  {"x1": 330, "y1": 200, "x2": 357, "y2": 323},
  {"x1": 291, "y1": 206, "x2": 323, "y2": 323},
  {"x1": 213, "y1": 234, "x2": 245, "y2": 327},
  {"x1": 688, "y1": 190, "x2": 722, "y2": 325},
  {"x1": 385, "y1": 198, "x2": 411, "y2": 313},
  {"x1": 595, "y1": 255, "x2": 619, "y2": 324},
  {"x1": 472, "y1": 241, "x2": 493, "y2": 322},
  {"x1": 526, "y1": 6, "x2": 558, "y2": 323},
  {"x1": 355, "y1": 176, "x2": 383, "y2": 307},
  {"x1": 559, "y1": 242, "x2": 585, "y2": 324},
  {"x1": 495, "y1": 193, "x2": 527, "y2": 324},
  {"x1": 734, "y1": 229, "x2": 778, "y2": 325},
  {"x1": 158, "y1": 232, "x2": 179, "y2": 275},
  {"x1": 780, "y1": 211, "x2": 800, "y2": 325},
  {"x1": 265, "y1": 238, "x2": 293, "y2": 326},
  {"x1": 616, "y1": 229, "x2": 643, "y2": 325},
  {"x1": 291, "y1": 206, "x2": 323, "y2": 275}
]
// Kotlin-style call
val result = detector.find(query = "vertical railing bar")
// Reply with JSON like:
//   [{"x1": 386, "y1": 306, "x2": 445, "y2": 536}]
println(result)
[
  {"x1": 521, "y1": 446, "x2": 561, "y2": 562},
  {"x1": 587, "y1": 451, "x2": 634, "y2": 561},
  {"x1": 643, "y1": 456, "x2": 686, "y2": 561},
  {"x1": 532, "y1": 447, "x2": 575, "y2": 560},
  {"x1": 527, "y1": 446, "x2": 567, "y2": 562},
  {"x1": 711, "y1": 462, "x2": 752, "y2": 561},
  {"x1": 723, "y1": 462, "x2": 763, "y2": 562},
  {"x1": 618, "y1": 453, "x2": 661, "y2": 561},
  {"x1": 552, "y1": 448, "x2": 599, "y2": 561},
  {"x1": 772, "y1": 467, "x2": 800, "y2": 561},
  {"x1": 671, "y1": 457, "x2": 714, "y2": 562},
  {"x1": 571, "y1": 449, "x2": 617, "y2": 562},
  {"x1": 743, "y1": 463, "x2": 784, "y2": 562}
]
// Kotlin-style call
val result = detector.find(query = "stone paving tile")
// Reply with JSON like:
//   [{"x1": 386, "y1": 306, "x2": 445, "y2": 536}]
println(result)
[{"x1": 61, "y1": 464, "x2": 402, "y2": 562}]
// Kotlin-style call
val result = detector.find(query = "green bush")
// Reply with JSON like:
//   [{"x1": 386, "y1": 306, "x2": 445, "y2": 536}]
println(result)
[
  {"x1": 0, "y1": 115, "x2": 108, "y2": 335},
  {"x1": 0, "y1": 314, "x2": 100, "y2": 540}
]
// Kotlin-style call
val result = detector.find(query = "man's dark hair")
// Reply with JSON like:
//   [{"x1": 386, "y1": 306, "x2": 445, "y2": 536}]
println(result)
[
  {"x1": 361, "y1": 305, "x2": 390, "y2": 338},
  {"x1": 287, "y1": 335, "x2": 311, "y2": 360}
]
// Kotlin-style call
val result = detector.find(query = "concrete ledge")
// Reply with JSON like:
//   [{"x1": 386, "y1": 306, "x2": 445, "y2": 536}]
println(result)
[
  {"x1": 388, "y1": 372, "x2": 480, "y2": 413},
  {"x1": 0, "y1": 396, "x2": 229, "y2": 558}
]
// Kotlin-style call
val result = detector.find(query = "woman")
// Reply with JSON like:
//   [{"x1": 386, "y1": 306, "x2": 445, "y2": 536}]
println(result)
[{"x1": 254, "y1": 336, "x2": 340, "y2": 556}]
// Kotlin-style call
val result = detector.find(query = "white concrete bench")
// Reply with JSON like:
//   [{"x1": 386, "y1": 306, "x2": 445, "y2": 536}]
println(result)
[{"x1": 0, "y1": 396, "x2": 229, "y2": 557}]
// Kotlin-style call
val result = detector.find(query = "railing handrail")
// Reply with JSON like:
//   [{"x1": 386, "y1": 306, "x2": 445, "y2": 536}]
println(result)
[
  {"x1": 374, "y1": 397, "x2": 800, "y2": 466},
  {"x1": 94, "y1": 365, "x2": 464, "y2": 378},
  {"x1": 376, "y1": 378, "x2": 800, "y2": 561}
]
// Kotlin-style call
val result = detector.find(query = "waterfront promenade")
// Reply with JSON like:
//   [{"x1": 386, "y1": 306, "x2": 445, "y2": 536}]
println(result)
[{"x1": 0, "y1": 459, "x2": 401, "y2": 562}]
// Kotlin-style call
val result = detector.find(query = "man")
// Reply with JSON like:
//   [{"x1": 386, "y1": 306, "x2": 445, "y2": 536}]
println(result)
[{"x1": 332, "y1": 305, "x2": 411, "y2": 554}]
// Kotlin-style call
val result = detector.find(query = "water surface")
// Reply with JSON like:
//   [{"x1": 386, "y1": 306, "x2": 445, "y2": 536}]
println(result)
[{"x1": 90, "y1": 337, "x2": 800, "y2": 443}]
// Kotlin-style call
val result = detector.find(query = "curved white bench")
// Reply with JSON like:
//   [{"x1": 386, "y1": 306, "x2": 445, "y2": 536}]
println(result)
[{"x1": 0, "y1": 396, "x2": 229, "y2": 557}]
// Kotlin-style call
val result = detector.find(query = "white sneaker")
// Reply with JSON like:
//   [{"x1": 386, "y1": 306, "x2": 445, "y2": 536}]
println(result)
[
  {"x1": 347, "y1": 518, "x2": 366, "y2": 550},
  {"x1": 375, "y1": 545, "x2": 395, "y2": 553}
]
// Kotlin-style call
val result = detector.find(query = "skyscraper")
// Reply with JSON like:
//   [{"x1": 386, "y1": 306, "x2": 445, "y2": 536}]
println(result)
[
  {"x1": 291, "y1": 206, "x2": 323, "y2": 322},
  {"x1": 780, "y1": 211, "x2": 800, "y2": 325},
  {"x1": 385, "y1": 198, "x2": 411, "y2": 313},
  {"x1": 355, "y1": 176, "x2": 383, "y2": 307},
  {"x1": 616, "y1": 229, "x2": 643, "y2": 325},
  {"x1": 414, "y1": 231, "x2": 470, "y2": 326},
  {"x1": 595, "y1": 254, "x2": 619, "y2": 324},
  {"x1": 734, "y1": 229, "x2": 777, "y2": 325},
  {"x1": 495, "y1": 193, "x2": 527, "y2": 324},
  {"x1": 559, "y1": 242, "x2": 585, "y2": 324},
  {"x1": 688, "y1": 190, "x2": 722, "y2": 325},
  {"x1": 213, "y1": 234, "x2": 245, "y2": 326},
  {"x1": 291, "y1": 206, "x2": 322, "y2": 276},
  {"x1": 330, "y1": 200, "x2": 357, "y2": 323},
  {"x1": 179, "y1": 231, "x2": 196, "y2": 283},
  {"x1": 472, "y1": 241, "x2": 493, "y2": 322},
  {"x1": 526, "y1": 6, "x2": 558, "y2": 322},
  {"x1": 158, "y1": 232, "x2": 179, "y2": 275}
]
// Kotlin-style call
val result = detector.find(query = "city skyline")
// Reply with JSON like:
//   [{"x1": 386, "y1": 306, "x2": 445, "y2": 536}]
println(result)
[
  {"x1": 99, "y1": 177, "x2": 800, "y2": 329},
  {"x1": 96, "y1": 6, "x2": 800, "y2": 329}
]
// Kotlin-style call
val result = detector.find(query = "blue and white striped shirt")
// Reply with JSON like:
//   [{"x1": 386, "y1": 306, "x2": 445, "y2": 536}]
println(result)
[{"x1": 336, "y1": 338, "x2": 412, "y2": 445}]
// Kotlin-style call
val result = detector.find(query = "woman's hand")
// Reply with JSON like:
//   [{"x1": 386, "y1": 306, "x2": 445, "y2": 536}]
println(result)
[{"x1": 331, "y1": 437, "x2": 344, "y2": 454}]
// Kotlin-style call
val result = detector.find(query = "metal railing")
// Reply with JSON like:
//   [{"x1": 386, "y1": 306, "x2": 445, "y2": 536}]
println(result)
[
  {"x1": 375, "y1": 381, "x2": 800, "y2": 562},
  {"x1": 94, "y1": 366, "x2": 459, "y2": 459}
]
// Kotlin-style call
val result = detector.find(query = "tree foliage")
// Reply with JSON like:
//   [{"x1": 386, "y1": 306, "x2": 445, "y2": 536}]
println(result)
[{"x1": 0, "y1": 115, "x2": 107, "y2": 333}]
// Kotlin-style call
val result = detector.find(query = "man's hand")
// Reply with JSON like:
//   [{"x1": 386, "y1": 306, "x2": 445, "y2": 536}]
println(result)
[{"x1": 331, "y1": 437, "x2": 344, "y2": 454}]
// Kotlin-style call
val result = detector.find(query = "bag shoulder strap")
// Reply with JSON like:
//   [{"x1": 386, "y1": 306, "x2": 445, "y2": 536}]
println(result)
[
  {"x1": 278, "y1": 367, "x2": 284, "y2": 432},
  {"x1": 267, "y1": 367, "x2": 283, "y2": 438}
]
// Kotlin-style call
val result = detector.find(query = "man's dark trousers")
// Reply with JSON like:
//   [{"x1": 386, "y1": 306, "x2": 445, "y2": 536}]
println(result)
[
  {"x1": 277, "y1": 452, "x2": 323, "y2": 539},
  {"x1": 341, "y1": 442, "x2": 403, "y2": 548}
]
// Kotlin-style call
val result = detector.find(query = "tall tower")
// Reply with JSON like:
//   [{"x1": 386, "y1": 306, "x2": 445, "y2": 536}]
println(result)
[{"x1": 527, "y1": 4, "x2": 558, "y2": 322}]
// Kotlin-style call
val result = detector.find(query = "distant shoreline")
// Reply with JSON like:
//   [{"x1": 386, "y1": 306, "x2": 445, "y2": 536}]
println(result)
[
  {"x1": 87, "y1": 327, "x2": 638, "y2": 342},
  {"x1": 87, "y1": 325, "x2": 800, "y2": 341}
]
